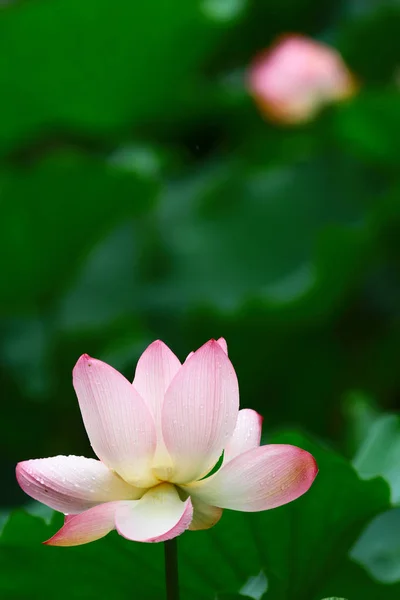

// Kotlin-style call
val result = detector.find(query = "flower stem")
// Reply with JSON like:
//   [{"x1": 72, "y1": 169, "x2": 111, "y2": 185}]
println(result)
[{"x1": 164, "y1": 538, "x2": 179, "y2": 600}]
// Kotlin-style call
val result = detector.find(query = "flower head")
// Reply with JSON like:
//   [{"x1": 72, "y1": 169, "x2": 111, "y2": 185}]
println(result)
[
  {"x1": 248, "y1": 34, "x2": 358, "y2": 124},
  {"x1": 16, "y1": 338, "x2": 317, "y2": 546}
]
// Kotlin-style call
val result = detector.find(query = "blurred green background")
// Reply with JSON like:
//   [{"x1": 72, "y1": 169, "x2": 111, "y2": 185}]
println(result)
[{"x1": 1, "y1": 0, "x2": 400, "y2": 598}]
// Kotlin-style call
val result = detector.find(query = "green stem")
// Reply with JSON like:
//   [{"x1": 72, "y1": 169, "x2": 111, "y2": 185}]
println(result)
[{"x1": 164, "y1": 538, "x2": 180, "y2": 600}]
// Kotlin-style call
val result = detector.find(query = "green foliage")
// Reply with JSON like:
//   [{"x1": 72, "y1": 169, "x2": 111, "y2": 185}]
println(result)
[
  {"x1": 0, "y1": 0, "x2": 226, "y2": 155},
  {"x1": 0, "y1": 152, "x2": 158, "y2": 312},
  {"x1": 334, "y1": 91, "x2": 400, "y2": 165},
  {"x1": 353, "y1": 414, "x2": 400, "y2": 504},
  {"x1": 351, "y1": 508, "x2": 400, "y2": 585}
]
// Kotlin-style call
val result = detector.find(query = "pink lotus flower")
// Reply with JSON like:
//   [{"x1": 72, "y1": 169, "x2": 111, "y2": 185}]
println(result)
[
  {"x1": 248, "y1": 34, "x2": 358, "y2": 124},
  {"x1": 16, "y1": 338, "x2": 317, "y2": 546}
]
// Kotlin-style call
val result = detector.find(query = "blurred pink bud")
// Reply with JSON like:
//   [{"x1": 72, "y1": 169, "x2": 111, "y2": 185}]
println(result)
[{"x1": 248, "y1": 34, "x2": 358, "y2": 125}]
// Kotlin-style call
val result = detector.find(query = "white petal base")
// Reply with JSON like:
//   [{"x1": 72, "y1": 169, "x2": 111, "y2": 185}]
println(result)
[
  {"x1": 188, "y1": 497, "x2": 223, "y2": 531},
  {"x1": 115, "y1": 483, "x2": 193, "y2": 543}
]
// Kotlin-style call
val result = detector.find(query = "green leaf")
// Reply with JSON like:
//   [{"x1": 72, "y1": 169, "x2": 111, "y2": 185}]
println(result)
[
  {"x1": 334, "y1": 91, "x2": 400, "y2": 165},
  {"x1": 0, "y1": 0, "x2": 224, "y2": 154},
  {"x1": 0, "y1": 511, "x2": 165, "y2": 600},
  {"x1": 0, "y1": 151, "x2": 158, "y2": 312},
  {"x1": 239, "y1": 571, "x2": 268, "y2": 599},
  {"x1": 351, "y1": 508, "x2": 400, "y2": 584},
  {"x1": 321, "y1": 558, "x2": 400, "y2": 599},
  {"x1": 353, "y1": 414, "x2": 400, "y2": 504},
  {"x1": 150, "y1": 153, "x2": 374, "y2": 320},
  {"x1": 342, "y1": 390, "x2": 380, "y2": 458},
  {"x1": 350, "y1": 414, "x2": 400, "y2": 585},
  {"x1": 338, "y1": 4, "x2": 400, "y2": 83}
]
